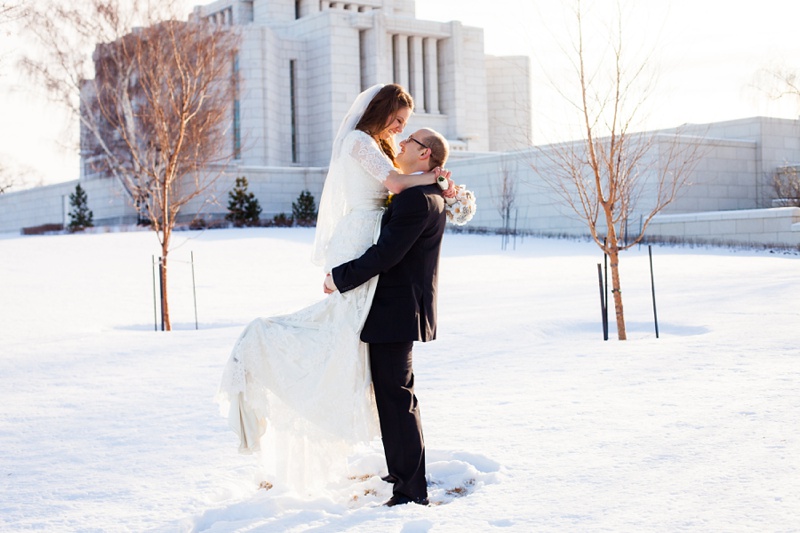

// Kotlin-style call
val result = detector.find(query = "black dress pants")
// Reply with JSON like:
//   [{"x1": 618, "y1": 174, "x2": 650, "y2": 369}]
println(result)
[{"x1": 368, "y1": 341, "x2": 427, "y2": 501}]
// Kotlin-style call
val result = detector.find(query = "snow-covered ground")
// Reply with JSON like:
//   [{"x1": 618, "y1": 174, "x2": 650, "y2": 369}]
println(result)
[{"x1": 1, "y1": 227, "x2": 798, "y2": 532}]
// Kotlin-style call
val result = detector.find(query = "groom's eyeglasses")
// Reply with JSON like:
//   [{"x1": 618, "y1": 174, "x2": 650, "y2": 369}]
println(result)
[{"x1": 406, "y1": 136, "x2": 429, "y2": 151}]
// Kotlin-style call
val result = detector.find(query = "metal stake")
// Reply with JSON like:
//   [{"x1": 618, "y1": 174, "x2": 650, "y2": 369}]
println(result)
[
  {"x1": 191, "y1": 251, "x2": 199, "y2": 330},
  {"x1": 649, "y1": 245, "x2": 660, "y2": 338},
  {"x1": 158, "y1": 256, "x2": 165, "y2": 331},
  {"x1": 597, "y1": 263, "x2": 608, "y2": 341},
  {"x1": 151, "y1": 255, "x2": 157, "y2": 332}
]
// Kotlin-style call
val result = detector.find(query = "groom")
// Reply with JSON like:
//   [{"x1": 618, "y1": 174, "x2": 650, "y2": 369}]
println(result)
[{"x1": 324, "y1": 128, "x2": 451, "y2": 506}]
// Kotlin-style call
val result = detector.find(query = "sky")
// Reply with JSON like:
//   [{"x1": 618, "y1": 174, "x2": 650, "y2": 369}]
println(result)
[{"x1": 2, "y1": 0, "x2": 800, "y2": 187}]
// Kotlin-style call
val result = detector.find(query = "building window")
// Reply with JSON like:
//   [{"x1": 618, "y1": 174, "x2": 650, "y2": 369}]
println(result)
[
  {"x1": 359, "y1": 30, "x2": 367, "y2": 91},
  {"x1": 422, "y1": 43, "x2": 429, "y2": 113},
  {"x1": 392, "y1": 35, "x2": 399, "y2": 84},
  {"x1": 391, "y1": 34, "x2": 409, "y2": 89},
  {"x1": 243, "y1": 1, "x2": 254, "y2": 23},
  {"x1": 290, "y1": 59, "x2": 298, "y2": 163},
  {"x1": 207, "y1": 8, "x2": 234, "y2": 25},
  {"x1": 233, "y1": 53, "x2": 241, "y2": 159}
]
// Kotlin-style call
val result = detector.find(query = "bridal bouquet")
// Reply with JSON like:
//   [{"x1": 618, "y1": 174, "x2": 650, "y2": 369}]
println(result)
[{"x1": 438, "y1": 176, "x2": 477, "y2": 226}]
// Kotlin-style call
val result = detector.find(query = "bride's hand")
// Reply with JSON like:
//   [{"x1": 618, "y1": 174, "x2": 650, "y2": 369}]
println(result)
[{"x1": 323, "y1": 273, "x2": 337, "y2": 294}]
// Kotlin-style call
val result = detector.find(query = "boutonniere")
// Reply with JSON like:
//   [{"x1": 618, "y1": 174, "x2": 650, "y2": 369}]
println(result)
[{"x1": 385, "y1": 193, "x2": 394, "y2": 206}]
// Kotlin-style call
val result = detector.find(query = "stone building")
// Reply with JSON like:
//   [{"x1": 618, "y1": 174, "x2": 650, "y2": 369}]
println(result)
[
  {"x1": 1, "y1": 1, "x2": 799, "y2": 247},
  {"x1": 55, "y1": 0, "x2": 531, "y2": 227},
  {"x1": 443, "y1": 116, "x2": 800, "y2": 248},
  {"x1": 189, "y1": 0, "x2": 532, "y2": 170}
]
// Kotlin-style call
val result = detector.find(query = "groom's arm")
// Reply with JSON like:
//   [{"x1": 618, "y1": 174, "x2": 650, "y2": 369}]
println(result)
[{"x1": 330, "y1": 187, "x2": 430, "y2": 293}]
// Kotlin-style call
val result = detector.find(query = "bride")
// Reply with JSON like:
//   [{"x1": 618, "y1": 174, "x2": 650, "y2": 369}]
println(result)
[{"x1": 217, "y1": 84, "x2": 461, "y2": 492}]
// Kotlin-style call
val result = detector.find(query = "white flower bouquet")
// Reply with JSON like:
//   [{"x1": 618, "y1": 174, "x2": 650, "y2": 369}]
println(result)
[{"x1": 438, "y1": 176, "x2": 477, "y2": 226}]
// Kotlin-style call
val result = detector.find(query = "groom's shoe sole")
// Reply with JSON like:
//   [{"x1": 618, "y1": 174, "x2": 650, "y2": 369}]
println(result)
[{"x1": 383, "y1": 495, "x2": 430, "y2": 507}]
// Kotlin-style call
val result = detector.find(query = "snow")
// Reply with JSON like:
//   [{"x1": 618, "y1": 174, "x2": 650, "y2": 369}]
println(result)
[{"x1": 1, "y1": 227, "x2": 798, "y2": 532}]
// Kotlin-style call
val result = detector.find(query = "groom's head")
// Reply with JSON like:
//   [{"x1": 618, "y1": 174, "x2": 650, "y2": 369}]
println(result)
[{"x1": 396, "y1": 128, "x2": 449, "y2": 174}]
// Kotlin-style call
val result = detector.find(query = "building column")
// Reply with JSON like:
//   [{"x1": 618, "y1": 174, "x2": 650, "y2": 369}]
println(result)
[
  {"x1": 423, "y1": 37, "x2": 439, "y2": 114},
  {"x1": 393, "y1": 34, "x2": 409, "y2": 89},
  {"x1": 409, "y1": 36, "x2": 425, "y2": 113},
  {"x1": 370, "y1": 13, "x2": 393, "y2": 85}
]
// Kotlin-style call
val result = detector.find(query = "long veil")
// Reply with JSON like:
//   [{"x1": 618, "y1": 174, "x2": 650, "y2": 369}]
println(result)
[{"x1": 312, "y1": 84, "x2": 384, "y2": 267}]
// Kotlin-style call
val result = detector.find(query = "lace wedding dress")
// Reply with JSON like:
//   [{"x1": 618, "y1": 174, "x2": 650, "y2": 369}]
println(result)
[{"x1": 217, "y1": 124, "x2": 398, "y2": 491}]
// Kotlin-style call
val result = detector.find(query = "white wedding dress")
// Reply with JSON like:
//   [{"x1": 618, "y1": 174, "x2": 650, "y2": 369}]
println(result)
[{"x1": 217, "y1": 126, "x2": 399, "y2": 491}]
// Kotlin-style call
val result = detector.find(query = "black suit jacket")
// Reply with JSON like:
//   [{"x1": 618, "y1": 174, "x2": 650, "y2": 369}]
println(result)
[{"x1": 331, "y1": 184, "x2": 446, "y2": 344}]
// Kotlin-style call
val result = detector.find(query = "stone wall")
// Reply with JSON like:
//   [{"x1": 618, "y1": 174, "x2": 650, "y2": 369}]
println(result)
[
  {"x1": 0, "y1": 181, "x2": 75, "y2": 232},
  {"x1": 191, "y1": 166, "x2": 328, "y2": 221},
  {"x1": 0, "y1": 168, "x2": 327, "y2": 233},
  {"x1": 646, "y1": 207, "x2": 800, "y2": 247},
  {"x1": 442, "y1": 117, "x2": 799, "y2": 244},
  {"x1": 5, "y1": 116, "x2": 800, "y2": 248},
  {"x1": 486, "y1": 55, "x2": 532, "y2": 152},
  {"x1": 0, "y1": 179, "x2": 140, "y2": 233}
]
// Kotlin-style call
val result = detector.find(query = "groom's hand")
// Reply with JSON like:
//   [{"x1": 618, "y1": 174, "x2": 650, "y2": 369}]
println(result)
[
  {"x1": 323, "y1": 273, "x2": 338, "y2": 294},
  {"x1": 440, "y1": 170, "x2": 456, "y2": 199}
]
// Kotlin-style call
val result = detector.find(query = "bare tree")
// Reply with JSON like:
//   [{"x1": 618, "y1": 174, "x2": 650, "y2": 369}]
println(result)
[
  {"x1": 22, "y1": 0, "x2": 240, "y2": 330},
  {"x1": 0, "y1": 1, "x2": 23, "y2": 27},
  {"x1": 0, "y1": 160, "x2": 11, "y2": 194},
  {"x1": 0, "y1": 156, "x2": 36, "y2": 193},
  {"x1": 1, "y1": 1, "x2": 26, "y2": 71},
  {"x1": 771, "y1": 165, "x2": 800, "y2": 206},
  {"x1": 1, "y1": 1, "x2": 26, "y2": 77},
  {"x1": 754, "y1": 65, "x2": 800, "y2": 109},
  {"x1": 534, "y1": 1, "x2": 701, "y2": 340},
  {"x1": 495, "y1": 162, "x2": 517, "y2": 251},
  {"x1": 754, "y1": 66, "x2": 800, "y2": 206},
  {"x1": 2, "y1": 1, "x2": 26, "y2": 191}
]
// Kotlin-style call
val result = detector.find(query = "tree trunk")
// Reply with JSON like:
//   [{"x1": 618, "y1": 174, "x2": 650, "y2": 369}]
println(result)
[
  {"x1": 160, "y1": 241, "x2": 171, "y2": 331},
  {"x1": 607, "y1": 244, "x2": 627, "y2": 340}
]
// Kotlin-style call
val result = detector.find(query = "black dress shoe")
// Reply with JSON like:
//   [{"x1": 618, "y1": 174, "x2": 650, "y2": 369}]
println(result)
[
  {"x1": 383, "y1": 494, "x2": 430, "y2": 507},
  {"x1": 381, "y1": 474, "x2": 399, "y2": 484}
]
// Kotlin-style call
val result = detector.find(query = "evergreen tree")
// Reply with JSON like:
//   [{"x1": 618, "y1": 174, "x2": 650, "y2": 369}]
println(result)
[
  {"x1": 226, "y1": 177, "x2": 262, "y2": 227},
  {"x1": 292, "y1": 189, "x2": 317, "y2": 227},
  {"x1": 272, "y1": 213, "x2": 292, "y2": 227},
  {"x1": 68, "y1": 184, "x2": 94, "y2": 232}
]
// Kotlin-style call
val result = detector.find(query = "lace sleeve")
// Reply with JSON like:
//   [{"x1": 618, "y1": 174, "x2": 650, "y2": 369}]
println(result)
[{"x1": 346, "y1": 131, "x2": 395, "y2": 183}]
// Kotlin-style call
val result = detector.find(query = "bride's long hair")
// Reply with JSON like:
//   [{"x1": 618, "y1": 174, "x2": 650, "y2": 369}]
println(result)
[{"x1": 355, "y1": 84, "x2": 414, "y2": 164}]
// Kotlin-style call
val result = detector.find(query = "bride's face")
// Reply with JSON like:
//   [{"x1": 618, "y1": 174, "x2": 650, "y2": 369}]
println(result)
[{"x1": 377, "y1": 106, "x2": 412, "y2": 141}]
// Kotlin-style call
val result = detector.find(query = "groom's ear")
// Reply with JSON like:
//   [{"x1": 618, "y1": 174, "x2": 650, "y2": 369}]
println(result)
[{"x1": 420, "y1": 146, "x2": 432, "y2": 164}]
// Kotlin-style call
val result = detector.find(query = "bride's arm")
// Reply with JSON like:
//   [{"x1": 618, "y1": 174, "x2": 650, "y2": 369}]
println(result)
[
  {"x1": 347, "y1": 132, "x2": 441, "y2": 194},
  {"x1": 383, "y1": 169, "x2": 440, "y2": 195}
]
